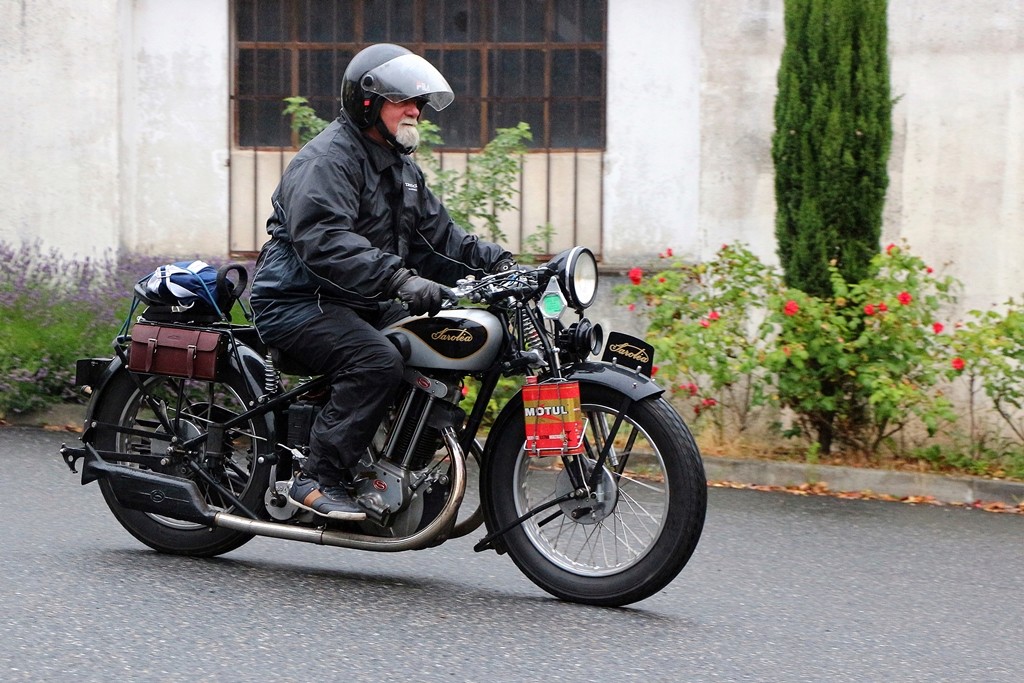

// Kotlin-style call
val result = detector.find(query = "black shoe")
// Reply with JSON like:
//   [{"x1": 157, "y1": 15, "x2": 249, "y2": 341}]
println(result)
[{"x1": 288, "y1": 474, "x2": 366, "y2": 521}]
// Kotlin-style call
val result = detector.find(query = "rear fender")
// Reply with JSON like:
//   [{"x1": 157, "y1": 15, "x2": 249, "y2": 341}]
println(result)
[
  {"x1": 78, "y1": 356, "x2": 123, "y2": 426},
  {"x1": 79, "y1": 338, "x2": 268, "y2": 427}
]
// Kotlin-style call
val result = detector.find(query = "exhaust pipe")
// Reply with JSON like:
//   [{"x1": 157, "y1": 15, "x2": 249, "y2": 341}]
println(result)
[{"x1": 65, "y1": 426, "x2": 466, "y2": 553}]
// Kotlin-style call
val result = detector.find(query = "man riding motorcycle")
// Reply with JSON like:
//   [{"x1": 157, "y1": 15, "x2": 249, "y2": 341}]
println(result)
[{"x1": 250, "y1": 43, "x2": 513, "y2": 520}]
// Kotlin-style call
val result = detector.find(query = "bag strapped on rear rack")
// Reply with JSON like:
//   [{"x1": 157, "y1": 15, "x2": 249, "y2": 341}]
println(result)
[{"x1": 127, "y1": 322, "x2": 226, "y2": 381}]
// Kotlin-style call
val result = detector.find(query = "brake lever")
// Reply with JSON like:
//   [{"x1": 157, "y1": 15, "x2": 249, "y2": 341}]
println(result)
[
  {"x1": 439, "y1": 285, "x2": 460, "y2": 309},
  {"x1": 438, "y1": 286, "x2": 458, "y2": 307}
]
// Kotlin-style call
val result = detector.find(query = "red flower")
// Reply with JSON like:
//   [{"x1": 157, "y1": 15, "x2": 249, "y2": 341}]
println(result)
[
  {"x1": 658, "y1": 277, "x2": 666, "y2": 283},
  {"x1": 628, "y1": 267, "x2": 643, "y2": 285},
  {"x1": 701, "y1": 397, "x2": 717, "y2": 408},
  {"x1": 951, "y1": 357, "x2": 965, "y2": 372},
  {"x1": 864, "y1": 303, "x2": 876, "y2": 316},
  {"x1": 699, "y1": 319, "x2": 710, "y2": 328},
  {"x1": 627, "y1": 303, "x2": 636, "y2": 312},
  {"x1": 659, "y1": 247, "x2": 674, "y2": 258},
  {"x1": 651, "y1": 365, "x2": 659, "y2": 376},
  {"x1": 878, "y1": 302, "x2": 888, "y2": 312},
  {"x1": 898, "y1": 291, "x2": 913, "y2": 305},
  {"x1": 886, "y1": 243, "x2": 897, "y2": 255},
  {"x1": 932, "y1": 322, "x2": 944, "y2": 334},
  {"x1": 682, "y1": 383, "x2": 699, "y2": 397},
  {"x1": 925, "y1": 266, "x2": 934, "y2": 274},
  {"x1": 783, "y1": 300, "x2": 799, "y2": 316},
  {"x1": 708, "y1": 310, "x2": 721, "y2": 321}
]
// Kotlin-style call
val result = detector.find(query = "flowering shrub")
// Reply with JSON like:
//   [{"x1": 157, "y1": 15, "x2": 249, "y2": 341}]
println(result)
[
  {"x1": 764, "y1": 244, "x2": 960, "y2": 455},
  {"x1": 0, "y1": 242, "x2": 121, "y2": 415},
  {"x1": 927, "y1": 301, "x2": 1024, "y2": 478},
  {"x1": 616, "y1": 242, "x2": 1024, "y2": 476},
  {"x1": 617, "y1": 244, "x2": 782, "y2": 438}
]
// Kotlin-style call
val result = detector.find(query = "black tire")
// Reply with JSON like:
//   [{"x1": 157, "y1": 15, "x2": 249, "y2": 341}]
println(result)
[
  {"x1": 484, "y1": 383, "x2": 706, "y2": 606},
  {"x1": 92, "y1": 365, "x2": 272, "y2": 557}
]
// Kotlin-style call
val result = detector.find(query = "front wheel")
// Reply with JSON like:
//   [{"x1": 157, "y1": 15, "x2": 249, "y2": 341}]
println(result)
[{"x1": 484, "y1": 384, "x2": 706, "y2": 606}]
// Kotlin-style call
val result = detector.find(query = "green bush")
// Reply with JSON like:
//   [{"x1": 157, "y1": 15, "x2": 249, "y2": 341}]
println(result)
[
  {"x1": 417, "y1": 120, "x2": 531, "y2": 245},
  {"x1": 618, "y1": 241, "x2": 1024, "y2": 478},
  {"x1": 616, "y1": 244, "x2": 781, "y2": 440},
  {"x1": 0, "y1": 242, "x2": 128, "y2": 416},
  {"x1": 764, "y1": 243, "x2": 959, "y2": 455},
  {"x1": 283, "y1": 96, "x2": 330, "y2": 145}
]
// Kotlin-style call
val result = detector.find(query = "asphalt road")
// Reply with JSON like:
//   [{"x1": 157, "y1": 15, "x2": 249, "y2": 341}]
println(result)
[{"x1": 1, "y1": 427, "x2": 1021, "y2": 682}]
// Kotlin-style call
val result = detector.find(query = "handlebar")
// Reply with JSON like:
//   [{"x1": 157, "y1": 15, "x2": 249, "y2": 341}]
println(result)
[{"x1": 440, "y1": 267, "x2": 545, "y2": 310}]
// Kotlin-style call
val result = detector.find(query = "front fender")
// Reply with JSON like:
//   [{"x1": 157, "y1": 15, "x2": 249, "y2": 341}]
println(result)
[{"x1": 563, "y1": 360, "x2": 665, "y2": 402}]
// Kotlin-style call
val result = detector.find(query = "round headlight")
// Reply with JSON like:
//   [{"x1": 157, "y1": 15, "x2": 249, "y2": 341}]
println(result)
[{"x1": 563, "y1": 246, "x2": 599, "y2": 309}]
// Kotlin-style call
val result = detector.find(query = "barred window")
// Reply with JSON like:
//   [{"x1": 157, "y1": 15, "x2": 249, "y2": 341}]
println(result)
[{"x1": 233, "y1": 0, "x2": 606, "y2": 150}]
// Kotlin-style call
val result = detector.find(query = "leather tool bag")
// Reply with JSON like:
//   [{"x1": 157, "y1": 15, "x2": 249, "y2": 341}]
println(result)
[{"x1": 128, "y1": 323, "x2": 225, "y2": 380}]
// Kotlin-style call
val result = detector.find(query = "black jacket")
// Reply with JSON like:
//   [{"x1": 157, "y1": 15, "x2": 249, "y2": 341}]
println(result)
[{"x1": 250, "y1": 115, "x2": 510, "y2": 344}]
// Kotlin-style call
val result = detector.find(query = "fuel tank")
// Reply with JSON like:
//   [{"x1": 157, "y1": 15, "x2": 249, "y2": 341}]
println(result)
[{"x1": 385, "y1": 309, "x2": 504, "y2": 372}]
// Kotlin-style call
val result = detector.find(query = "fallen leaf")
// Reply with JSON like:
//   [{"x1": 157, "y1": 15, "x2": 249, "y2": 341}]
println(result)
[{"x1": 705, "y1": 480, "x2": 1023, "y2": 515}]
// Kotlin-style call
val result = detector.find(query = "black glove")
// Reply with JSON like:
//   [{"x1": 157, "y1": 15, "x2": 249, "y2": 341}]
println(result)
[
  {"x1": 491, "y1": 257, "x2": 517, "y2": 274},
  {"x1": 387, "y1": 268, "x2": 444, "y2": 316}
]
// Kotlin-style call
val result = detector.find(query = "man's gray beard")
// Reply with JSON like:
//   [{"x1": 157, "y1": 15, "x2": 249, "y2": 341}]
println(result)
[{"x1": 395, "y1": 121, "x2": 420, "y2": 150}]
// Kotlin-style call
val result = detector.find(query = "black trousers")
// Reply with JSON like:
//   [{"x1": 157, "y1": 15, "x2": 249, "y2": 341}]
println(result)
[{"x1": 276, "y1": 301, "x2": 407, "y2": 487}]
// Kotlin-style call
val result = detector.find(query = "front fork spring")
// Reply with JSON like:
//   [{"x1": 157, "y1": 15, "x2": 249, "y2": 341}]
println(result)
[{"x1": 521, "y1": 308, "x2": 542, "y2": 351}]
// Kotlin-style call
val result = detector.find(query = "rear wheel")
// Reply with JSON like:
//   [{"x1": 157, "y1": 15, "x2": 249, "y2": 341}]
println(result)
[
  {"x1": 92, "y1": 365, "x2": 272, "y2": 557},
  {"x1": 485, "y1": 383, "x2": 706, "y2": 606}
]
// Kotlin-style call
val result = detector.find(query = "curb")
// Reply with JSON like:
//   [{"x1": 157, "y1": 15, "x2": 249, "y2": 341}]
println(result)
[{"x1": 703, "y1": 456, "x2": 1024, "y2": 507}]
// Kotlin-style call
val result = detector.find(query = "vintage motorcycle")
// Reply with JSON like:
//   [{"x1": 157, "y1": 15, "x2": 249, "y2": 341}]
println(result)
[{"x1": 60, "y1": 247, "x2": 706, "y2": 607}]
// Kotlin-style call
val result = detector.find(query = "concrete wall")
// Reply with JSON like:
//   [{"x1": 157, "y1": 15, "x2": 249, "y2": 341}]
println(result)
[
  {"x1": 120, "y1": 0, "x2": 230, "y2": 256},
  {"x1": 1, "y1": 0, "x2": 1021, "y2": 313},
  {"x1": 693, "y1": 0, "x2": 1024, "y2": 313},
  {"x1": 0, "y1": 0, "x2": 228, "y2": 260},
  {"x1": 697, "y1": 0, "x2": 782, "y2": 264},
  {"x1": 886, "y1": 0, "x2": 1024, "y2": 312},
  {"x1": 0, "y1": 0, "x2": 122, "y2": 258},
  {"x1": 603, "y1": 0, "x2": 703, "y2": 263}
]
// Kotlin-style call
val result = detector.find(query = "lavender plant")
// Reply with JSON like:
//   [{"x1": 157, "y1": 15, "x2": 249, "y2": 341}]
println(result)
[{"x1": 0, "y1": 241, "x2": 242, "y2": 418}]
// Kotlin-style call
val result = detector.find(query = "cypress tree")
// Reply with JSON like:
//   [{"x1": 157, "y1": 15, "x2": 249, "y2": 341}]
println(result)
[{"x1": 772, "y1": 0, "x2": 892, "y2": 297}]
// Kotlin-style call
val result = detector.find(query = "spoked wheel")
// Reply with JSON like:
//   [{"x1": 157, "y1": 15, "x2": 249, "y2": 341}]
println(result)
[
  {"x1": 485, "y1": 383, "x2": 707, "y2": 606},
  {"x1": 91, "y1": 365, "x2": 272, "y2": 557}
]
